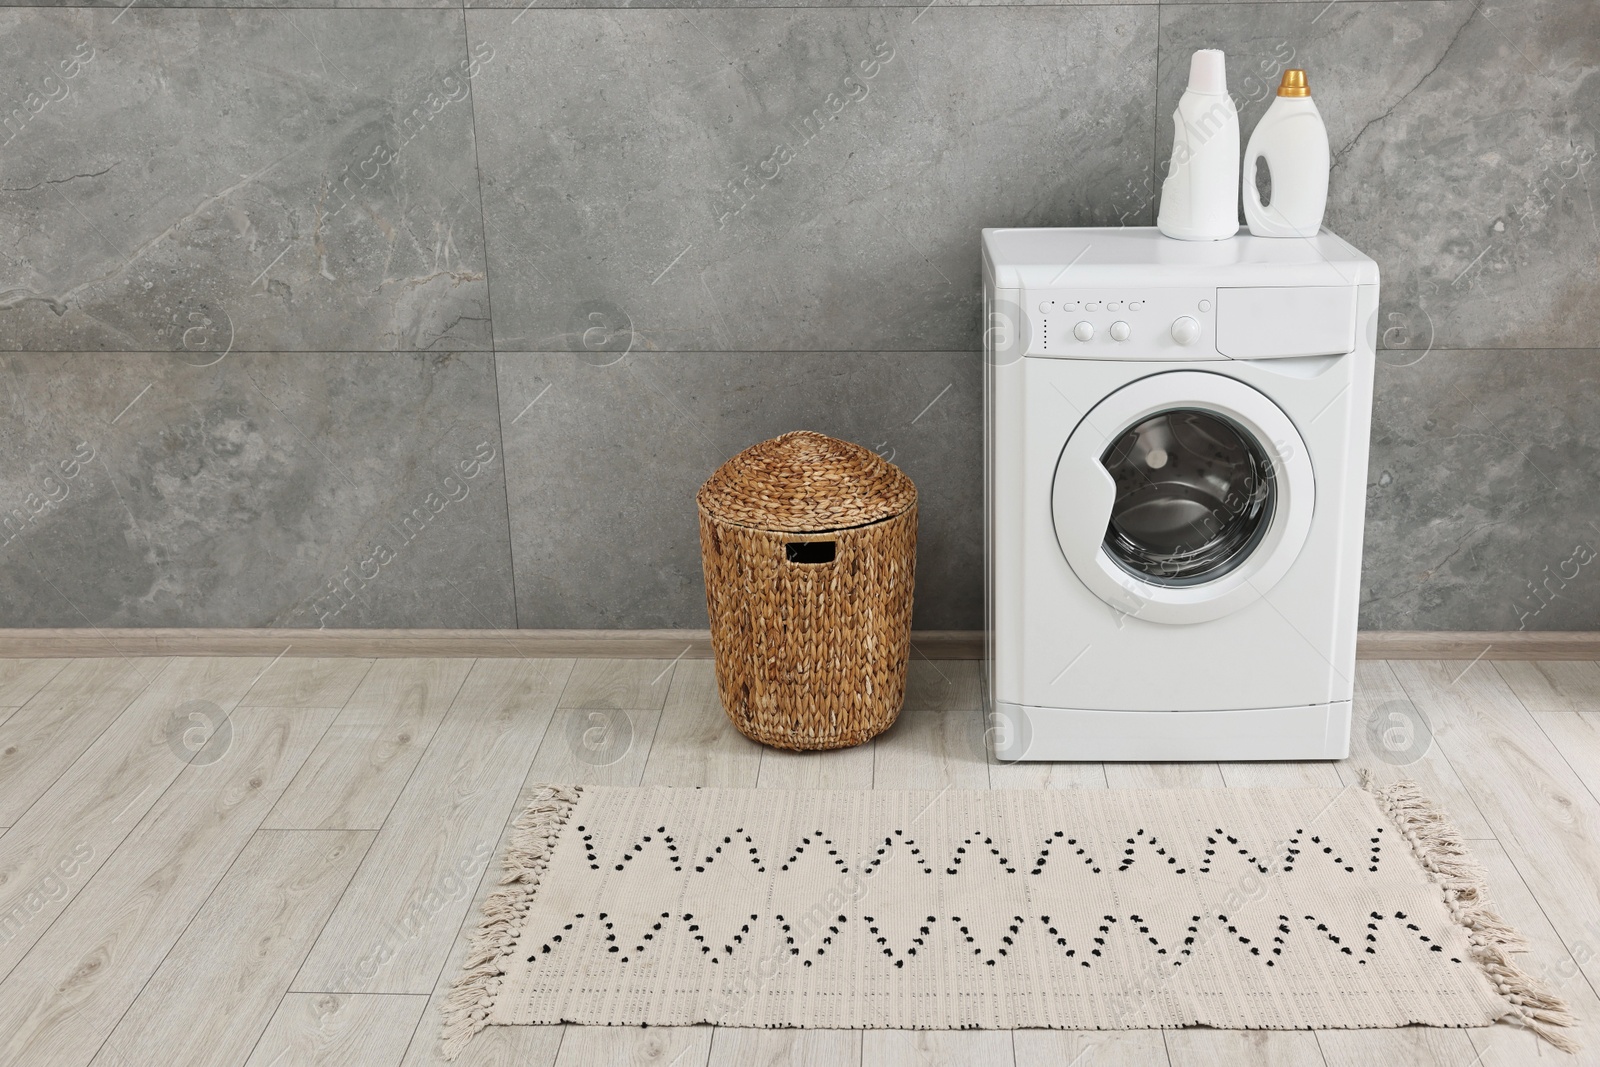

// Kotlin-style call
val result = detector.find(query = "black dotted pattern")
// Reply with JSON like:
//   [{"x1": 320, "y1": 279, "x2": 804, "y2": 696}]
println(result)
[{"x1": 526, "y1": 904, "x2": 1464, "y2": 973}]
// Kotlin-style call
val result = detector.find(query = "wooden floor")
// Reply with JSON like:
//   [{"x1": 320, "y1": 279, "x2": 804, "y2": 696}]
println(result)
[{"x1": 1, "y1": 655, "x2": 1598, "y2": 1066}]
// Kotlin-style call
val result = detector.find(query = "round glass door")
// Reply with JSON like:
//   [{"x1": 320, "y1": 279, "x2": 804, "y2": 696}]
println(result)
[{"x1": 1099, "y1": 409, "x2": 1274, "y2": 585}]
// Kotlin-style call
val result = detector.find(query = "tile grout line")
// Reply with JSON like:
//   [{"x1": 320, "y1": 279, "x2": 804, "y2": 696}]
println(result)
[
  {"x1": 2, "y1": 344, "x2": 1589, "y2": 353},
  {"x1": 460, "y1": 0, "x2": 524, "y2": 633},
  {"x1": 0, "y1": 2, "x2": 1391, "y2": 10},
  {"x1": 1152, "y1": 0, "x2": 1163, "y2": 235}
]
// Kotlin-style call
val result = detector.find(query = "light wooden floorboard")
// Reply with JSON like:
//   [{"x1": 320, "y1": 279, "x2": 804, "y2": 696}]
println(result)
[
  {"x1": 1494, "y1": 660, "x2": 1600, "y2": 713},
  {"x1": 1340, "y1": 661, "x2": 1497, "y2": 839},
  {"x1": 264, "y1": 658, "x2": 475, "y2": 830},
  {"x1": 1461, "y1": 840, "x2": 1600, "y2": 1066},
  {"x1": 1104, "y1": 762, "x2": 1225, "y2": 788},
  {"x1": 903, "y1": 659, "x2": 985, "y2": 714},
  {"x1": 397, "y1": 782, "x2": 570, "y2": 1067},
  {"x1": 1164, "y1": 1029, "x2": 1325, "y2": 1066},
  {"x1": 239, "y1": 656, "x2": 377, "y2": 708},
  {"x1": 89, "y1": 829, "x2": 372, "y2": 1067},
  {"x1": 1532, "y1": 711, "x2": 1600, "y2": 807},
  {"x1": 1013, "y1": 1029, "x2": 1168, "y2": 1067},
  {"x1": 245, "y1": 993, "x2": 429, "y2": 1067},
  {"x1": 558, "y1": 658, "x2": 678, "y2": 710},
  {"x1": 0, "y1": 657, "x2": 263, "y2": 979},
  {"x1": 552, "y1": 1023, "x2": 713, "y2": 1067},
  {"x1": 709, "y1": 1027, "x2": 858, "y2": 1067},
  {"x1": 760, "y1": 741, "x2": 875, "y2": 789},
  {"x1": 0, "y1": 658, "x2": 69, "y2": 706},
  {"x1": 989, "y1": 758, "x2": 1108, "y2": 790},
  {"x1": 1314, "y1": 1026, "x2": 1477, "y2": 1067},
  {"x1": 529, "y1": 707, "x2": 662, "y2": 787},
  {"x1": 0, "y1": 657, "x2": 168, "y2": 825},
  {"x1": 0, "y1": 703, "x2": 337, "y2": 1066},
  {"x1": 397, "y1": 682, "x2": 672, "y2": 1066},
  {"x1": 1393, "y1": 659, "x2": 1600, "y2": 993},
  {"x1": 292, "y1": 659, "x2": 574, "y2": 995},
  {"x1": 1218, "y1": 762, "x2": 1343, "y2": 788},
  {"x1": 874, "y1": 702, "x2": 989, "y2": 791},
  {"x1": 863, "y1": 1029, "x2": 1012, "y2": 1066},
  {"x1": 640, "y1": 660, "x2": 763, "y2": 788},
  {"x1": 5, "y1": 655, "x2": 1595, "y2": 1067}
]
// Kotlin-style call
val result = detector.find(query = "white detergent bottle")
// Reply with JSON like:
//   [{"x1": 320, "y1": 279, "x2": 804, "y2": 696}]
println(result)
[
  {"x1": 1243, "y1": 69, "x2": 1330, "y2": 238},
  {"x1": 1157, "y1": 49, "x2": 1241, "y2": 242}
]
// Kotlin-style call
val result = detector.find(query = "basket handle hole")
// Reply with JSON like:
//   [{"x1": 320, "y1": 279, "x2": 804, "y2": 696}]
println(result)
[{"x1": 785, "y1": 541, "x2": 836, "y2": 564}]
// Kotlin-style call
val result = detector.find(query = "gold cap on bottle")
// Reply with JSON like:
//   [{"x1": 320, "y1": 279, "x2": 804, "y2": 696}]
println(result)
[{"x1": 1278, "y1": 69, "x2": 1311, "y2": 97}]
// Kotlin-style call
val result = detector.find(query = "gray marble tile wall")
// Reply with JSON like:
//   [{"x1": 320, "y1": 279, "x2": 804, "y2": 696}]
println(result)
[{"x1": 0, "y1": 1, "x2": 1594, "y2": 631}]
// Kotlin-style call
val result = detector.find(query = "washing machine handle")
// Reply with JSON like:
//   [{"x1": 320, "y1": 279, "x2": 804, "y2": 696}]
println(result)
[{"x1": 1051, "y1": 441, "x2": 1153, "y2": 618}]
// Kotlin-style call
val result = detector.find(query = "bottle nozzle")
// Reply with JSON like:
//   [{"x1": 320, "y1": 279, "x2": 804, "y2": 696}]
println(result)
[
  {"x1": 1187, "y1": 49, "x2": 1227, "y2": 94},
  {"x1": 1278, "y1": 69, "x2": 1311, "y2": 97}
]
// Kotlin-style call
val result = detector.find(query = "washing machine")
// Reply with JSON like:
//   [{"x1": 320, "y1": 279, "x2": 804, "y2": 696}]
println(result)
[{"x1": 983, "y1": 226, "x2": 1378, "y2": 761}]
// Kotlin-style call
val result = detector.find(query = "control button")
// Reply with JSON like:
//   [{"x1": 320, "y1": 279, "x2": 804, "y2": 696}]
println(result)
[
  {"x1": 1170, "y1": 316, "x2": 1201, "y2": 346},
  {"x1": 1109, "y1": 320, "x2": 1131, "y2": 342},
  {"x1": 1038, "y1": 300, "x2": 1056, "y2": 314},
  {"x1": 1085, "y1": 300, "x2": 1103, "y2": 312},
  {"x1": 1063, "y1": 301, "x2": 1081, "y2": 312},
  {"x1": 1073, "y1": 321, "x2": 1095, "y2": 342},
  {"x1": 1198, "y1": 298, "x2": 1213, "y2": 312},
  {"x1": 1107, "y1": 300, "x2": 1125, "y2": 312},
  {"x1": 1128, "y1": 300, "x2": 1145, "y2": 311}
]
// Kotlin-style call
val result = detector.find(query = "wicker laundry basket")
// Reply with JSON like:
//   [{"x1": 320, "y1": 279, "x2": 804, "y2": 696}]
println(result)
[{"x1": 697, "y1": 431, "x2": 918, "y2": 750}]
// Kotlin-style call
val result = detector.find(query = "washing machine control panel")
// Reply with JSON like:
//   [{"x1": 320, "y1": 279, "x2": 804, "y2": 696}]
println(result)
[{"x1": 1025, "y1": 288, "x2": 1219, "y2": 360}]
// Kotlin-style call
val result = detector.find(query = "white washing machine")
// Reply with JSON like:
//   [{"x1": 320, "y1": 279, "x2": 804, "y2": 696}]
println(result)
[{"x1": 983, "y1": 226, "x2": 1378, "y2": 762}]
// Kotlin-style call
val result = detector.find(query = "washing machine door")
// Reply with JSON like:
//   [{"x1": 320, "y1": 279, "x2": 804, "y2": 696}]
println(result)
[{"x1": 1051, "y1": 371, "x2": 1314, "y2": 625}]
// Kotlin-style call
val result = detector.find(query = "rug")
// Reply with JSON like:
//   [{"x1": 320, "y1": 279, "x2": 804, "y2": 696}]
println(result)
[{"x1": 441, "y1": 778, "x2": 1576, "y2": 1058}]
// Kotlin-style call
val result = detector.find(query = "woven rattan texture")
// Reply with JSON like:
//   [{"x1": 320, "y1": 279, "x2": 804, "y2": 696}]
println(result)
[
  {"x1": 696, "y1": 430, "x2": 918, "y2": 533},
  {"x1": 698, "y1": 431, "x2": 917, "y2": 750},
  {"x1": 699, "y1": 506, "x2": 916, "y2": 749}
]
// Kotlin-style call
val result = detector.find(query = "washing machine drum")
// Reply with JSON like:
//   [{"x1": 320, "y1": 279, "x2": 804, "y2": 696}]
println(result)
[{"x1": 1052, "y1": 371, "x2": 1315, "y2": 625}]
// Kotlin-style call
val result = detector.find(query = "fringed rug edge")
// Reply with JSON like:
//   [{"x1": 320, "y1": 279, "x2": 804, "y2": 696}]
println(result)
[
  {"x1": 439, "y1": 784, "x2": 583, "y2": 1061},
  {"x1": 1361, "y1": 771, "x2": 1580, "y2": 1053},
  {"x1": 440, "y1": 781, "x2": 1582, "y2": 1058}
]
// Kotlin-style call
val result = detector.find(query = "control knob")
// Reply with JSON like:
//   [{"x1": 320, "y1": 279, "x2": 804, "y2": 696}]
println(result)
[
  {"x1": 1170, "y1": 316, "x2": 1201, "y2": 346},
  {"x1": 1073, "y1": 321, "x2": 1095, "y2": 342}
]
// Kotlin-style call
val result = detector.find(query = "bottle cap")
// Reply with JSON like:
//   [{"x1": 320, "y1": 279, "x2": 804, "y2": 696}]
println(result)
[
  {"x1": 1278, "y1": 69, "x2": 1311, "y2": 97},
  {"x1": 1187, "y1": 50, "x2": 1227, "y2": 94}
]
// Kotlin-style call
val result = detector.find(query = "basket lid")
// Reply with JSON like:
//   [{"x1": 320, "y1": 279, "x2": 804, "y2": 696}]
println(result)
[{"x1": 697, "y1": 430, "x2": 917, "y2": 533}]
